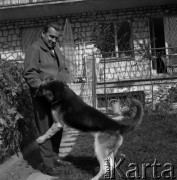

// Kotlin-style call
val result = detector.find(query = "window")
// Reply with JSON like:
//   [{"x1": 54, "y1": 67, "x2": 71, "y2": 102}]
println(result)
[
  {"x1": 92, "y1": 22, "x2": 115, "y2": 57},
  {"x1": 150, "y1": 18, "x2": 165, "y2": 56},
  {"x1": 115, "y1": 21, "x2": 132, "y2": 57},
  {"x1": 21, "y1": 27, "x2": 42, "y2": 52},
  {"x1": 91, "y1": 21, "x2": 133, "y2": 58},
  {"x1": 164, "y1": 16, "x2": 177, "y2": 55}
]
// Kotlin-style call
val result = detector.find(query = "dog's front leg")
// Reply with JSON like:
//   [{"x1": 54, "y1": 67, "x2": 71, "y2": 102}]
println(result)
[
  {"x1": 36, "y1": 122, "x2": 62, "y2": 144},
  {"x1": 36, "y1": 108, "x2": 63, "y2": 144}
]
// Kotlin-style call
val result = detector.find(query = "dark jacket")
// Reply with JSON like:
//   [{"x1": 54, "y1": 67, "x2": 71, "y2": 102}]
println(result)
[{"x1": 24, "y1": 37, "x2": 70, "y2": 93}]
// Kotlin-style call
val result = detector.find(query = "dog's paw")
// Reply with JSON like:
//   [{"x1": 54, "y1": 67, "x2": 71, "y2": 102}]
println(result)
[{"x1": 36, "y1": 136, "x2": 45, "y2": 144}]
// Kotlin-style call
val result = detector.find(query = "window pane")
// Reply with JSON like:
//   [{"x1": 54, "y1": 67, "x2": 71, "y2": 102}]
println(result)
[
  {"x1": 116, "y1": 21, "x2": 132, "y2": 57},
  {"x1": 91, "y1": 22, "x2": 115, "y2": 57}
]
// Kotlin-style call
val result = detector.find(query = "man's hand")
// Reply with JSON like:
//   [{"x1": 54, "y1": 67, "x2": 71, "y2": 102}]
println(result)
[{"x1": 36, "y1": 135, "x2": 46, "y2": 144}]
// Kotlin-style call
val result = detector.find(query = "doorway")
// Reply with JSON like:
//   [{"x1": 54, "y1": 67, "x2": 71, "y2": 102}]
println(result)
[{"x1": 150, "y1": 18, "x2": 167, "y2": 73}]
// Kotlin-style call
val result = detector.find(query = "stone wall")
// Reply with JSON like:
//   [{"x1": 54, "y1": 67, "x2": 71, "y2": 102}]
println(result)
[{"x1": 98, "y1": 58, "x2": 154, "y2": 83}]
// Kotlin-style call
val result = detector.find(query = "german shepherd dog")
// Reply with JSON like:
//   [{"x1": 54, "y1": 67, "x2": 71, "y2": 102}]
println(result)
[{"x1": 35, "y1": 76, "x2": 143, "y2": 180}]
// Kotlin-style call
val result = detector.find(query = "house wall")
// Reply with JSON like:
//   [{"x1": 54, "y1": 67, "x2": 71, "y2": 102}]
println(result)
[
  {"x1": 1, "y1": 4, "x2": 177, "y2": 60},
  {"x1": 0, "y1": 4, "x2": 177, "y2": 105},
  {"x1": 98, "y1": 58, "x2": 152, "y2": 82}
]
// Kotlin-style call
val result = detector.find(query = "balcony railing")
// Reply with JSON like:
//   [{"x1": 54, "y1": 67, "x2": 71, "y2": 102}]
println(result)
[
  {"x1": 0, "y1": 0, "x2": 64, "y2": 7},
  {"x1": 93, "y1": 47, "x2": 177, "y2": 84}
]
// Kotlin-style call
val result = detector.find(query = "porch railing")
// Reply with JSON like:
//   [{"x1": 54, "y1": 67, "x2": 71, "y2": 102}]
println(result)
[
  {"x1": 95, "y1": 47, "x2": 177, "y2": 84},
  {"x1": 93, "y1": 47, "x2": 177, "y2": 111}
]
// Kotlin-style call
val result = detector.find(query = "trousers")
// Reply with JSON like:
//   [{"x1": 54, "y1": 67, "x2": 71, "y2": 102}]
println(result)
[{"x1": 31, "y1": 94, "x2": 63, "y2": 168}]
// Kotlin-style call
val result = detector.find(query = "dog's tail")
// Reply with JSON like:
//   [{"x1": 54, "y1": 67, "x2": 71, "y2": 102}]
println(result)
[{"x1": 119, "y1": 98, "x2": 143, "y2": 134}]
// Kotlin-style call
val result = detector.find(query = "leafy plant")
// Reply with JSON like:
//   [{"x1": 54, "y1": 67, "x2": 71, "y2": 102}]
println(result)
[
  {"x1": 0, "y1": 59, "x2": 37, "y2": 163},
  {"x1": 134, "y1": 39, "x2": 153, "y2": 61},
  {"x1": 145, "y1": 84, "x2": 177, "y2": 114},
  {"x1": 167, "y1": 86, "x2": 177, "y2": 103}
]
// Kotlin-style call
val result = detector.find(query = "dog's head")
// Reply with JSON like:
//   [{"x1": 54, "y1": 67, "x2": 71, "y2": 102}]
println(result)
[{"x1": 35, "y1": 76, "x2": 66, "y2": 103}]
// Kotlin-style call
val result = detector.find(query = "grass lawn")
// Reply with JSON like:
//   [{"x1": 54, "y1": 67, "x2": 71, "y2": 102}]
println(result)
[{"x1": 57, "y1": 112, "x2": 177, "y2": 180}]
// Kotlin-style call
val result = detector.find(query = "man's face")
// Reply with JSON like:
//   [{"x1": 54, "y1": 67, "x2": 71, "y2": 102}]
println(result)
[{"x1": 42, "y1": 27, "x2": 59, "y2": 50}]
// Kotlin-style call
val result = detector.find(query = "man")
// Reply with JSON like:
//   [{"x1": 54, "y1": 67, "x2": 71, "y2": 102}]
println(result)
[{"x1": 24, "y1": 22, "x2": 71, "y2": 176}]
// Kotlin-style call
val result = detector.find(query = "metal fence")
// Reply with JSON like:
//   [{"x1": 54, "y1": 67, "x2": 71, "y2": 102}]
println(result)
[
  {"x1": 93, "y1": 47, "x2": 177, "y2": 114},
  {"x1": 2, "y1": 42, "x2": 177, "y2": 114}
]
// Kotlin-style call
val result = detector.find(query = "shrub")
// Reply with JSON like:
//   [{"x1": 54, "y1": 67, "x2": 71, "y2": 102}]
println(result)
[
  {"x1": 144, "y1": 84, "x2": 177, "y2": 114},
  {"x1": 167, "y1": 85, "x2": 177, "y2": 103},
  {"x1": 0, "y1": 59, "x2": 37, "y2": 163}
]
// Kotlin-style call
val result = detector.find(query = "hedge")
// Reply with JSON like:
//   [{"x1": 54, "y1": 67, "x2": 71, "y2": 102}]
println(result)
[{"x1": 0, "y1": 59, "x2": 37, "y2": 164}]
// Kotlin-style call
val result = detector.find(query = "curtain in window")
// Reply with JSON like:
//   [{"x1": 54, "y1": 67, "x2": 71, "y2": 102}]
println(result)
[
  {"x1": 164, "y1": 16, "x2": 177, "y2": 53},
  {"x1": 62, "y1": 18, "x2": 77, "y2": 82},
  {"x1": 21, "y1": 27, "x2": 42, "y2": 52},
  {"x1": 164, "y1": 16, "x2": 177, "y2": 66}
]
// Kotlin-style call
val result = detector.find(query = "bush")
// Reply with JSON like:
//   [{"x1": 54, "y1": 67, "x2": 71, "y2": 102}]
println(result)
[
  {"x1": 167, "y1": 85, "x2": 177, "y2": 103},
  {"x1": 145, "y1": 84, "x2": 177, "y2": 114},
  {"x1": 0, "y1": 59, "x2": 37, "y2": 163}
]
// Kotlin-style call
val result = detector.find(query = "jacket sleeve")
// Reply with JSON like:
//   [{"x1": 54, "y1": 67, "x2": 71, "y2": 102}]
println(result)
[
  {"x1": 23, "y1": 46, "x2": 42, "y2": 89},
  {"x1": 55, "y1": 48, "x2": 73, "y2": 83}
]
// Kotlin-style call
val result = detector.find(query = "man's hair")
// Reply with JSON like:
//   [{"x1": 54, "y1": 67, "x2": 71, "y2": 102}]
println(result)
[{"x1": 42, "y1": 22, "x2": 60, "y2": 33}]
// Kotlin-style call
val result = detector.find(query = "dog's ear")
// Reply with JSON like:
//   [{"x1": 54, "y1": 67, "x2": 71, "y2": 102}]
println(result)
[
  {"x1": 42, "y1": 89, "x2": 54, "y2": 102},
  {"x1": 33, "y1": 84, "x2": 54, "y2": 102}
]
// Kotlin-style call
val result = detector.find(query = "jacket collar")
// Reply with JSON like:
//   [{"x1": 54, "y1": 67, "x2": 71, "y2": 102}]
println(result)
[
  {"x1": 38, "y1": 37, "x2": 59, "y2": 57},
  {"x1": 38, "y1": 37, "x2": 50, "y2": 52}
]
